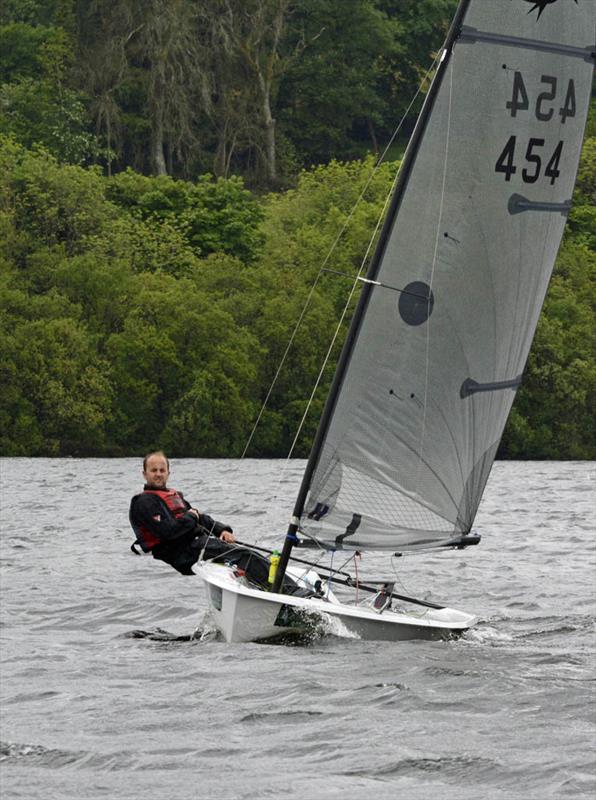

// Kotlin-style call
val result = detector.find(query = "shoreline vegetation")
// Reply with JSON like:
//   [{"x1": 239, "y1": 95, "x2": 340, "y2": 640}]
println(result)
[{"x1": 1, "y1": 2, "x2": 594, "y2": 459}]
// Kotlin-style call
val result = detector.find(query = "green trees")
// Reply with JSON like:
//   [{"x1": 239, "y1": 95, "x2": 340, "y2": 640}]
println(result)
[
  {"x1": 1, "y1": 0, "x2": 455, "y2": 185},
  {"x1": 2, "y1": 131, "x2": 592, "y2": 458},
  {"x1": 0, "y1": 15, "x2": 99, "y2": 164},
  {"x1": 500, "y1": 242, "x2": 595, "y2": 459},
  {"x1": 0, "y1": 137, "x2": 267, "y2": 455},
  {"x1": 0, "y1": 0, "x2": 593, "y2": 460},
  {"x1": 7, "y1": 317, "x2": 112, "y2": 454},
  {"x1": 105, "y1": 170, "x2": 264, "y2": 264}
]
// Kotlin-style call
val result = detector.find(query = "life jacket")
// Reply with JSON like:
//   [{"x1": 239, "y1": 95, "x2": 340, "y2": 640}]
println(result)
[{"x1": 130, "y1": 488, "x2": 189, "y2": 553}]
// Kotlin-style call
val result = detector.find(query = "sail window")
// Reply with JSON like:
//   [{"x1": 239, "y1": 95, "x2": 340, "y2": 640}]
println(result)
[{"x1": 398, "y1": 281, "x2": 434, "y2": 326}]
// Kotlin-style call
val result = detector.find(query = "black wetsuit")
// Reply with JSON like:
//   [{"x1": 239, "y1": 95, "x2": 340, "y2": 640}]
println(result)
[{"x1": 129, "y1": 487, "x2": 271, "y2": 583}]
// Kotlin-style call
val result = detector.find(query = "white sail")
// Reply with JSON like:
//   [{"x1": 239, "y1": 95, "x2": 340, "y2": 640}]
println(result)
[{"x1": 299, "y1": 0, "x2": 594, "y2": 551}]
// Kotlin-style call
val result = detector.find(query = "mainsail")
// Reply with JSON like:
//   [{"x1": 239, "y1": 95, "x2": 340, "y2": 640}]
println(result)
[{"x1": 294, "y1": 0, "x2": 594, "y2": 552}]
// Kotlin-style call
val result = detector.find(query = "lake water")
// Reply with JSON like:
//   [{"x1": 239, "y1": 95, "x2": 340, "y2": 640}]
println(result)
[{"x1": 0, "y1": 459, "x2": 594, "y2": 800}]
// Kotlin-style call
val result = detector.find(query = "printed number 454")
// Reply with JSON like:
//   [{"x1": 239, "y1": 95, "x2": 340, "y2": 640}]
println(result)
[{"x1": 495, "y1": 136, "x2": 563, "y2": 185}]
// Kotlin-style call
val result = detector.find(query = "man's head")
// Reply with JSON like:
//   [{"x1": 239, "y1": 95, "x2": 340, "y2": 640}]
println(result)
[{"x1": 143, "y1": 451, "x2": 170, "y2": 489}]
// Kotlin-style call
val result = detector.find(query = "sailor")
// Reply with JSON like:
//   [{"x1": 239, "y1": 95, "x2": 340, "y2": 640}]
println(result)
[{"x1": 129, "y1": 451, "x2": 264, "y2": 579}]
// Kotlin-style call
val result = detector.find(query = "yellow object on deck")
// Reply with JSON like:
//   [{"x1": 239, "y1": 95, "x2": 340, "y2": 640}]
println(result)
[{"x1": 268, "y1": 551, "x2": 280, "y2": 585}]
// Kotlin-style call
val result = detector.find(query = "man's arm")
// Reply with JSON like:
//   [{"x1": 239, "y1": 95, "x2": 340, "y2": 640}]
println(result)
[{"x1": 130, "y1": 493, "x2": 198, "y2": 542}]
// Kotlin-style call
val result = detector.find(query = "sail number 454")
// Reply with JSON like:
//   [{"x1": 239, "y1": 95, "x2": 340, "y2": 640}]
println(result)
[
  {"x1": 496, "y1": 137, "x2": 562, "y2": 184},
  {"x1": 495, "y1": 73, "x2": 575, "y2": 185}
]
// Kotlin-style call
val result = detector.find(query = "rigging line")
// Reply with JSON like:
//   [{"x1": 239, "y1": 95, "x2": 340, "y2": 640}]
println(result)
[
  {"x1": 390, "y1": 553, "x2": 417, "y2": 597},
  {"x1": 197, "y1": 518, "x2": 222, "y2": 562},
  {"x1": 322, "y1": 268, "x2": 437, "y2": 300},
  {"x1": 284, "y1": 188, "x2": 391, "y2": 463},
  {"x1": 282, "y1": 549, "x2": 328, "y2": 585},
  {"x1": 416, "y1": 47, "x2": 455, "y2": 488},
  {"x1": 284, "y1": 106, "x2": 419, "y2": 467},
  {"x1": 240, "y1": 54, "x2": 443, "y2": 548},
  {"x1": 239, "y1": 271, "x2": 324, "y2": 460},
  {"x1": 326, "y1": 549, "x2": 335, "y2": 598},
  {"x1": 389, "y1": 554, "x2": 430, "y2": 618},
  {"x1": 204, "y1": 526, "x2": 245, "y2": 560},
  {"x1": 235, "y1": 539, "x2": 350, "y2": 578},
  {"x1": 198, "y1": 531, "x2": 241, "y2": 565},
  {"x1": 335, "y1": 550, "x2": 359, "y2": 576},
  {"x1": 240, "y1": 53, "x2": 442, "y2": 466}
]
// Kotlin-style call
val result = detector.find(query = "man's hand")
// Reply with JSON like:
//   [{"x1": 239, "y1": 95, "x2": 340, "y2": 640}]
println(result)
[
  {"x1": 219, "y1": 530, "x2": 236, "y2": 544},
  {"x1": 188, "y1": 508, "x2": 201, "y2": 518}
]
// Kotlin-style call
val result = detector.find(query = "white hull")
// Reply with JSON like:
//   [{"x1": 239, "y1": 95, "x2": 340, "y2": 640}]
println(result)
[{"x1": 198, "y1": 562, "x2": 477, "y2": 643}]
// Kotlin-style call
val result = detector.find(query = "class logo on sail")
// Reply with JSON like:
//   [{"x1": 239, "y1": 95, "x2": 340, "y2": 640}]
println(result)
[{"x1": 522, "y1": 0, "x2": 577, "y2": 20}]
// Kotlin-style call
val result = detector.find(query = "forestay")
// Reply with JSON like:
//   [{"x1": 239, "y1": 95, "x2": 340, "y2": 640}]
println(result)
[{"x1": 299, "y1": 0, "x2": 594, "y2": 551}]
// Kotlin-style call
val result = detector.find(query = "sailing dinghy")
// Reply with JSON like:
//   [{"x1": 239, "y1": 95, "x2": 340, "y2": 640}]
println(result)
[{"x1": 199, "y1": 0, "x2": 595, "y2": 643}]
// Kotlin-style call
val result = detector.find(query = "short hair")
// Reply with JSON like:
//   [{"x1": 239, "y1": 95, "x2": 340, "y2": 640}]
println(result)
[{"x1": 143, "y1": 451, "x2": 170, "y2": 471}]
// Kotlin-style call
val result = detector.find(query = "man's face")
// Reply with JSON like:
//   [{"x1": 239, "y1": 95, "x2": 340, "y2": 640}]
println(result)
[{"x1": 143, "y1": 455, "x2": 170, "y2": 489}]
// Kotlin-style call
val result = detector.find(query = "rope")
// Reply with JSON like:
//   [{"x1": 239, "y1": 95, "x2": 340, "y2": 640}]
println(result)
[
  {"x1": 240, "y1": 272, "x2": 324, "y2": 460},
  {"x1": 388, "y1": 553, "x2": 431, "y2": 618},
  {"x1": 231, "y1": 53, "x2": 445, "y2": 550},
  {"x1": 326, "y1": 550, "x2": 335, "y2": 598},
  {"x1": 239, "y1": 53, "x2": 443, "y2": 522},
  {"x1": 390, "y1": 552, "x2": 416, "y2": 597},
  {"x1": 197, "y1": 518, "x2": 238, "y2": 563}
]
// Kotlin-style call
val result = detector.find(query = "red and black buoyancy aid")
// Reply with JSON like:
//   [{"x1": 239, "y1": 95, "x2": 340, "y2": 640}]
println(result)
[{"x1": 131, "y1": 488, "x2": 189, "y2": 553}]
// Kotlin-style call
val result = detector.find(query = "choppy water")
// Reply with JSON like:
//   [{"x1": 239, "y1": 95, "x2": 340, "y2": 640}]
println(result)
[{"x1": 0, "y1": 459, "x2": 594, "y2": 800}]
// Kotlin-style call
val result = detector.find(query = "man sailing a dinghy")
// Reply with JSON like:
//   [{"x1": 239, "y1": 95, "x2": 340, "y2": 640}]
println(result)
[{"x1": 129, "y1": 451, "x2": 269, "y2": 581}]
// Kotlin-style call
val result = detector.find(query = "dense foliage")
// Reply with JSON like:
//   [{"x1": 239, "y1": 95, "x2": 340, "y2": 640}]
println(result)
[
  {"x1": 0, "y1": 135, "x2": 394, "y2": 456},
  {"x1": 1, "y1": 130, "x2": 594, "y2": 458},
  {"x1": 0, "y1": 1, "x2": 594, "y2": 459},
  {"x1": 0, "y1": 0, "x2": 456, "y2": 187}
]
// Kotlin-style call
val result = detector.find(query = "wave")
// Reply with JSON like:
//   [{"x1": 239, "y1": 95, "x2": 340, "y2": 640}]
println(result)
[
  {"x1": 460, "y1": 624, "x2": 514, "y2": 647},
  {"x1": 0, "y1": 741, "x2": 143, "y2": 772},
  {"x1": 0, "y1": 741, "x2": 84, "y2": 769},
  {"x1": 240, "y1": 710, "x2": 324, "y2": 724},
  {"x1": 344, "y1": 753, "x2": 502, "y2": 781},
  {"x1": 122, "y1": 625, "x2": 220, "y2": 642}
]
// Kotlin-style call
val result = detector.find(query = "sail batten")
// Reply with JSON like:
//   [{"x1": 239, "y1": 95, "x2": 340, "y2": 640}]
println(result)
[
  {"x1": 508, "y1": 194, "x2": 572, "y2": 214},
  {"x1": 460, "y1": 27, "x2": 595, "y2": 60},
  {"x1": 291, "y1": 0, "x2": 594, "y2": 554}
]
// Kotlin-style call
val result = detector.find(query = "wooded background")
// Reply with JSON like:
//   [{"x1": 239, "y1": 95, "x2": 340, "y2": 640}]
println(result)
[{"x1": 1, "y1": 0, "x2": 594, "y2": 458}]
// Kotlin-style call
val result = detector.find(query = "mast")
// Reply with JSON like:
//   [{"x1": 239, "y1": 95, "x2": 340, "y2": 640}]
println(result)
[{"x1": 272, "y1": 0, "x2": 472, "y2": 593}]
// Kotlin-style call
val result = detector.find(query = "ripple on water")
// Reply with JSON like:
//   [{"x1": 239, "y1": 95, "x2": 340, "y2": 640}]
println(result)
[
  {"x1": 344, "y1": 753, "x2": 505, "y2": 783},
  {"x1": 240, "y1": 710, "x2": 325, "y2": 724},
  {"x1": 1, "y1": 458, "x2": 594, "y2": 800},
  {"x1": 0, "y1": 741, "x2": 85, "y2": 768},
  {"x1": 122, "y1": 626, "x2": 215, "y2": 642}
]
